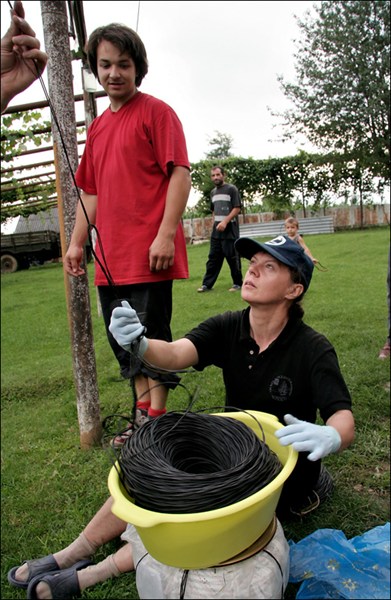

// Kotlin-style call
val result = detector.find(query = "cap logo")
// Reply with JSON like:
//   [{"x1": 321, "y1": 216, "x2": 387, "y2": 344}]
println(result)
[{"x1": 265, "y1": 235, "x2": 287, "y2": 247}]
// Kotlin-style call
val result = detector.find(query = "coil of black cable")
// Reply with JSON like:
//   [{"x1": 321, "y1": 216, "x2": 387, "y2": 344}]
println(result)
[{"x1": 118, "y1": 412, "x2": 283, "y2": 514}]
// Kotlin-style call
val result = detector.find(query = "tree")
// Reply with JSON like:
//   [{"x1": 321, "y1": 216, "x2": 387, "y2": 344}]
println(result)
[
  {"x1": 274, "y1": 0, "x2": 390, "y2": 182},
  {"x1": 256, "y1": 157, "x2": 297, "y2": 216},
  {"x1": 190, "y1": 151, "x2": 374, "y2": 219},
  {"x1": 190, "y1": 156, "x2": 265, "y2": 216},
  {"x1": 205, "y1": 131, "x2": 234, "y2": 160}
]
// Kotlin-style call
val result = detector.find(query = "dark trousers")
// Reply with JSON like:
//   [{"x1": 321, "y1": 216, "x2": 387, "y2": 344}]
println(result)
[
  {"x1": 98, "y1": 281, "x2": 180, "y2": 388},
  {"x1": 202, "y1": 236, "x2": 243, "y2": 289},
  {"x1": 276, "y1": 454, "x2": 322, "y2": 518}
]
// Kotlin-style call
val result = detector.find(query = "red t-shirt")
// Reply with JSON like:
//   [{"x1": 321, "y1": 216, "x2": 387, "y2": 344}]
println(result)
[{"x1": 75, "y1": 92, "x2": 190, "y2": 286}]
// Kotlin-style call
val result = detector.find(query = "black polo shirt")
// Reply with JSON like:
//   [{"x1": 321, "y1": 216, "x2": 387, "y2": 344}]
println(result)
[{"x1": 185, "y1": 307, "x2": 352, "y2": 424}]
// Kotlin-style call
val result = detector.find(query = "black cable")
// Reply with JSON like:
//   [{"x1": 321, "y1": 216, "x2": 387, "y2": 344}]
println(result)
[
  {"x1": 179, "y1": 570, "x2": 189, "y2": 599},
  {"x1": 28, "y1": 48, "x2": 191, "y2": 383},
  {"x1": 102, "y1": 379, "x2": 200, "y2": 454},
  {"x1": 195, "y1": 405, "x2": 269, "y2": 443},
  {"x1": 5, "y1": 0, "x2": 117, "y2": 290},
  {"x1": 118, "y1": 411, "x2": 282, "y2": 514},
  {"x1": 134, "y1": 552, "x2": 149, "y2": 572},
  {"x1": 12, "y1": 7, "x2": 282, "y2": 460},
  {"x1": 36, "y1": 71, "x2": 117, "y2": 289},
  {"x1": 134, "y1": 352, "x2": 198, "y2": 376},
  {"x1": 6, "y1": 9, "x2": 191, "y2": 421},
  {"x1": 262, "y1": 549, "x2": 285, "y2": 599},
  {"x1": 16, "y1": 46, "x2": 191, "y2": 383}
]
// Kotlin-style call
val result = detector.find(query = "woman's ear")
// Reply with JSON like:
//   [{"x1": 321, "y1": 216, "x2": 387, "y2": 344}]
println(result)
[{"x1": 285, "y1": 283, "x2": 304, "y2": 300}]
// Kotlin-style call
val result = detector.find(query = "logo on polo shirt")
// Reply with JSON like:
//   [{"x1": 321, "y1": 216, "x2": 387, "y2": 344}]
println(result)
[{"x1": 269, "y1": 375, "x2": 293, "y2": 401}]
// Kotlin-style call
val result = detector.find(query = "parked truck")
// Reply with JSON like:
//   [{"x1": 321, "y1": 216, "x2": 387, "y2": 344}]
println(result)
[{"x1": 1, "y1": 230, "x2": 62, "y2": 274}]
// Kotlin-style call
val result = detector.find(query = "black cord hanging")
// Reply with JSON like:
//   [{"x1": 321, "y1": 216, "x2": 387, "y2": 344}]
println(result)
[
  {"x1": 8, "y1": 7, "x2": 246, "y2": 452},
  {"x1": 6, "y1": 0, "x2": 117, "y2": 290},
  {"x1": 6, "y1": 5, "x2": 192, "y2": 404}
]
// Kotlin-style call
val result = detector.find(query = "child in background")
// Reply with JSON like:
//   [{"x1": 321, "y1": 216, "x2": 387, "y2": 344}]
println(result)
[{"x1": 284, "y1": 217, "x2": 318, "y2": 264}]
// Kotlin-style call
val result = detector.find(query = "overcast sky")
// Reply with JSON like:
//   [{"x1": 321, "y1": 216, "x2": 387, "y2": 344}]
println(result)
[{"x1": 2, "y1": 0, "x2": 320, "y2": 163}]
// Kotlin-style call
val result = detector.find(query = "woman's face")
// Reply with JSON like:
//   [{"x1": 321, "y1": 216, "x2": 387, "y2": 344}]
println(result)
[{"x1": 241, "y1": 252, "x2": 302, "y2": 306}]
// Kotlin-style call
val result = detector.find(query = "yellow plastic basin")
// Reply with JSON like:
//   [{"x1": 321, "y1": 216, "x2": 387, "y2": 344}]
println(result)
[{"x1": 108, "y1": 410, "x2": 297, "y2": 569}]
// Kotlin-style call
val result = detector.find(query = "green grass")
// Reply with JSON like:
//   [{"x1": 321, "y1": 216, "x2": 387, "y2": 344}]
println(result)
[{"x1": 1, "y1": 227, "x2": 390, "y2": 599}]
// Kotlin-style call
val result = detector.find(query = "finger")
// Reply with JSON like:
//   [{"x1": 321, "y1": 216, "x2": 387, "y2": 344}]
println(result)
[
  {"x1": 149, "y1": 256, "x2": 157, "y2": 271},
  {"x1": 290, "y1": 440, "x2": 315, "y2": 453},
  {"x1": 67, "y1": 268, "x2": 84, "y2": 277},
  {"x1": 21, "y1": 49, "x2": 47, "y2": 75},
  {"x1": 307, "y1": 449, "x2": 322, "y2": 461},
  {"x1": 276, "y1": 435, "x2": 290, "y2": 446},
  {"x1": 283, "y1": 414, "x2": 300, "y2": 425},
  {"x1": 12, "y1": 34, "x2": 40, "y2": 51},
  {"x1": 66, "y1": 257, "x2": 79, "y2": 274},
  {"x1": 120, "y1": 300, "x2": 131, "y2": 309},
  {"x1": 112, "y1": 306, "x2": 136, "y2": 319},
  {"x1": 11, "y1": 14, "x2": 36, "y2": 39},
  {"x1": 153, "y1": 256, "x2": 165, "y2": 271},
  {"x1": 13, "y1": 1, "x2": 26, "y2": 20},
  {"x1": 276, "y1": 431, "x2": 310, "y2": 445},
  {"x1": 275, "y1": 424, "x2": 306, "y2": 439},
  {"x1": 70, "y1": 260, "x2": 81, "y2": 274},
  {"x1": 125, "y1": 325, "x2": 144, "y2": 338}
]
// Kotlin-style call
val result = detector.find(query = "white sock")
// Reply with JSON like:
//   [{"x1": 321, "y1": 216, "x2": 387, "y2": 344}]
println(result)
[
  {"x1": 53, "y1": 531, "x2": 99, "y2": 568},
  {"x1": 78, "y1": 554, "x2": 121, "y2": 590}
]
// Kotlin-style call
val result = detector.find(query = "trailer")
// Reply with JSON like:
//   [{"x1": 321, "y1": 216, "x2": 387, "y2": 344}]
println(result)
[{"x1": 1, "y1": 230, "x2": 62, "y2": 273}]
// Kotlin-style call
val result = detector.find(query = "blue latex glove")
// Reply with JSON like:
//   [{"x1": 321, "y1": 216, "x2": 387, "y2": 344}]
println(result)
[
  {"x1": 275, "y1": 414, "x2": 341, "y2": 461},
  {"x1": 109, "y1": 300, "x2": 149, "y2": 357}
]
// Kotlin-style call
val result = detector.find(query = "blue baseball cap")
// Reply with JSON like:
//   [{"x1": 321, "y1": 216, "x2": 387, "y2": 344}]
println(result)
[{"x1": 235, "y1": 235, "x2": 314, "y2": 291}]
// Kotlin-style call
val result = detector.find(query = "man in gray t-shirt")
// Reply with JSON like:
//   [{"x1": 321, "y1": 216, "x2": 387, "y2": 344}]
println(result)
[{"x1": 197, "y1": 165, "x2": 243, "y2": 293}]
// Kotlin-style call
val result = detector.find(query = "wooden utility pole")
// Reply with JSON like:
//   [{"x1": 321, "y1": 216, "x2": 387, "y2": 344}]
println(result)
[
  {"x1": 69, "y1": 0, "x2": 102, "y2": 316},
  {"x1": 40, "y1": 0, "x2": 102, "y2": 448}
]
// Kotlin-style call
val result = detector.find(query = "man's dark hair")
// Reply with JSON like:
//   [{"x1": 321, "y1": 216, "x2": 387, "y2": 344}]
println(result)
[
  {"x1": 211, "y1": 165, "x2": 225, "y2": 176},
  {"x1": 87, "y1": 23, "x2": 148, "y2": 88}
]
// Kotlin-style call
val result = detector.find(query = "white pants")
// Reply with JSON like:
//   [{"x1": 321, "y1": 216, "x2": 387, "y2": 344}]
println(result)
[{"x1": 121, "y1": 519, "x2": 289, "y2": 599}]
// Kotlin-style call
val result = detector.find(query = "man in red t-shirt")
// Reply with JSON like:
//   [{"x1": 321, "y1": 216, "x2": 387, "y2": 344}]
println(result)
[{"x1": 64, "y1": 23, "x2": 191, "y2": 445}]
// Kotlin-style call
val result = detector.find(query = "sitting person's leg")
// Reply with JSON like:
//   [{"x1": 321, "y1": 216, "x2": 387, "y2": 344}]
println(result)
[
  {"x1": 9, "y1": 497, "x2": 127, "y2": 587},
  {"x1": 276, "y1": 457, "x2": 323, "y2": 519},
  {"x1": 30, "y1": 542, "x2": 134, "y2": 600}
]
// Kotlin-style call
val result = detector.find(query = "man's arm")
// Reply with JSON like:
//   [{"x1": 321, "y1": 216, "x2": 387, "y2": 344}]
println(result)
[
  {"x1": 149, "y1": 166, "x2": 191, "y2": 272},
  {"x1": 63, "y1": 192, "x2": 97, "y2": 276},
  {"x1": 215, "y1": 207, "x2": 241, "y2": 232},
  {"x1": 216, "y1": 184, "x2": 241, "y2": 232}
]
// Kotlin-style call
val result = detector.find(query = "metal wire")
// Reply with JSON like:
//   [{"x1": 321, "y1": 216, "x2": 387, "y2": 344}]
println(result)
[{"x1": 118, "y1": 411, "x2": 282, "y2": 514}]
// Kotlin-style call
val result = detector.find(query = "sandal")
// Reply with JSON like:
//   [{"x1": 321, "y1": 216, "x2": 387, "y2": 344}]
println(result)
[
  {"x1": 8, "y1": 554, "x2": 60, "y2": 589},
  {"x1": 111, "y1": 422, "x2": 134, "y2": 448},
  {"x1": 290, "y1": 490, "x2": 321, "y2": 517},
  {"x1": 27, "y1": 559, "x2": 92, "y2": 600},
  {"x1": 110, "y1": 409, "x2": 152, "y2": 447}
]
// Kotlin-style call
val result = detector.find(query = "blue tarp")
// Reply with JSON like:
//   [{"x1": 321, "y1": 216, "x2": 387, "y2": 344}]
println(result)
[{"x1": 289, "y1": 522, "x2": 390, "y2": 599}]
